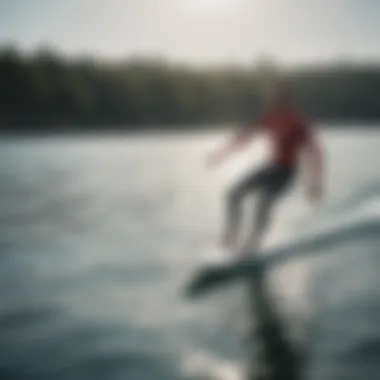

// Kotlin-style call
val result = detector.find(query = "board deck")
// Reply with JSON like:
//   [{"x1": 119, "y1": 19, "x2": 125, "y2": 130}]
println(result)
[{"x1": 186, "y1": 257, "x2": 264, "y2": 298}]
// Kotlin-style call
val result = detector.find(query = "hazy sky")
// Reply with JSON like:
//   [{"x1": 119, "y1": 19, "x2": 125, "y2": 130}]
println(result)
[{"x1": 0, "y1": 0, "x2": 379, "y2": 65}]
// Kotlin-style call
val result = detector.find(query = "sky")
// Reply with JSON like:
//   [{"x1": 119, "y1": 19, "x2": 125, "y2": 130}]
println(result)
[{"x1": 0, "y1": 0, "x2": 379, "y2": 65}]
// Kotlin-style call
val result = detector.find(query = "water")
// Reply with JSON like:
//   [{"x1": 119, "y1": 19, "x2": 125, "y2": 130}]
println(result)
[{"x1": 0, "y1": 128, "x2": 380, "y2": 380}]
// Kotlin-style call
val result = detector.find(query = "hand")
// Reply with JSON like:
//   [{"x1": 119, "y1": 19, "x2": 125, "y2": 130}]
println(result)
[
  {"x1": 307, "y1": 183, "x2": 323, "y2": 204},
  {"x1": 205, "y1": 151, "x2": 222, "y2": 168}
]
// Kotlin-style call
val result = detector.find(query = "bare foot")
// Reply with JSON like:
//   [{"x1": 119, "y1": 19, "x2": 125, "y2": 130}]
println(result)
[
  {"x1": 239, "y1": 245, "x2": 253, "y2": 258},
  {"x1": 240, "y1": 238, "x2": 260, "y2": 257}
]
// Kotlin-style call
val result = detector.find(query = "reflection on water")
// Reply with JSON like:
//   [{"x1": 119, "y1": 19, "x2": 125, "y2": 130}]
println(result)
[{"x1": 0, "y1": 130, "x2": 380, "y2": 380}]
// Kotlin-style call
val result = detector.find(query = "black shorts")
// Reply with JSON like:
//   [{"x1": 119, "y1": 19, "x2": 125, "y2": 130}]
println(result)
[{"x1": 230, "y1": 164, "x2": 296, "y2": 201}]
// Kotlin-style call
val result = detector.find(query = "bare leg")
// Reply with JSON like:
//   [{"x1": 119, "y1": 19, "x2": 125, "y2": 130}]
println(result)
[
  {"x1": 222, "y1": 185, "x2": 246, "y2": 248},
  {"x1": 241, "y1": 193, "x2": 275, "y2": 255},
  {"x1": 222, "y1": 166, "x2": 271, "y2": 251}
]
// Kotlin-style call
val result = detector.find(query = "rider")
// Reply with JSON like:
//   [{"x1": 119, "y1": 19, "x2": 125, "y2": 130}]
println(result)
[{"x1": 207, "y1": 82, "x2": 324, "y2": 253}]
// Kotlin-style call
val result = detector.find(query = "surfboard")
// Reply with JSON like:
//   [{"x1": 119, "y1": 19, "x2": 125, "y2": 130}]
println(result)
[
  {"x1": 186, "y1": 257, "x2": 263, "y2": 298},
  {"x1": 185, "y1": 214, "x2": 380, "y2": 299}
]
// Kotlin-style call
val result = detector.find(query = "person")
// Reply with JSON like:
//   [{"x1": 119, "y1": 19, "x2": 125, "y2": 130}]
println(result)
[{"x1": 206, "y1": 82, "x2": 324, "y2": 254}]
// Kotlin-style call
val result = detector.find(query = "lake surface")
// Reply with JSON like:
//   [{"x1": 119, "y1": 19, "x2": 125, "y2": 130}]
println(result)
[{"x1": 0, "y1": 128, "x2": 380, "y2": 380}]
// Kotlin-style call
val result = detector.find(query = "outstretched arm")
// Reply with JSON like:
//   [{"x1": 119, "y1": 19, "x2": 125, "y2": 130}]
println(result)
[{"x1": 206, "y1": 124, "x2": 257, "y2": 167}]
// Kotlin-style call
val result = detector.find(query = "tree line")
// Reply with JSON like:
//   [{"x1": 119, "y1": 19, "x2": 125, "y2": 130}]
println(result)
[{"x1": 1, "y1": 46, "x2": 380, "y2": 132}]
